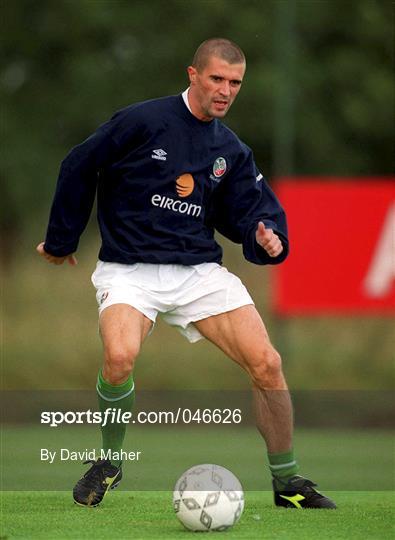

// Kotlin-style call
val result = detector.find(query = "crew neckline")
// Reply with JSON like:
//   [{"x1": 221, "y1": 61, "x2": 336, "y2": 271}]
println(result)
[
  {"x1": 179, "y1": 89, "x2": 215, "y2": 126},
  {"x1": 182, "y1": 88, "x2": 192, "y2": 113}
]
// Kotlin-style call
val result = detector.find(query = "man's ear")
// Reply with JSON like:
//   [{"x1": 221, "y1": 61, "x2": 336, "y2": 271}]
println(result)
[{"x1": 187, "y1": 66, "x2": 197, "y2": 84}]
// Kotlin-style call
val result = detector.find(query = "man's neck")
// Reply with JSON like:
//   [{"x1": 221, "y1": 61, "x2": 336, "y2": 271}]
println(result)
[{"x1": 181, "y1": 88, "x2": 212, "y2": 122}]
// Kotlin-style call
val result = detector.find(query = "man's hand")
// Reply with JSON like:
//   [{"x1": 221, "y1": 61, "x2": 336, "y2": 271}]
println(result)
[
  {"x1": 255, "y1": 222, "x2": 283, "y2": 258},
  {"x1": 36, "y1": 242, "x2": 78, "y2": 266}
]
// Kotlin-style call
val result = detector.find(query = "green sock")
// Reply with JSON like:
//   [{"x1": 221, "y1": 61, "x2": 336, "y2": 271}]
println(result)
[
  {"x1": 268, "y1": 449, "x2": 299, "y2": 490},
  {"x1": 96, "y1": 370, "x2": 135, "y2": 467}
]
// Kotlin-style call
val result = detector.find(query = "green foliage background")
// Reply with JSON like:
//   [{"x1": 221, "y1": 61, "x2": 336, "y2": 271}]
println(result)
[{"x1": 1, "y1": 0, "x2": 394, "y2": 391}]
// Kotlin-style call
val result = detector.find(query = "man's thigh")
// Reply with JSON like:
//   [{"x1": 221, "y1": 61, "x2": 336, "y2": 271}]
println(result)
[
  {"x1": 99, "y1": 304, "x2": 153, "y2": 354},
  {"x1": 193, "y1": 305, "x2": 272, "y2": 366}
]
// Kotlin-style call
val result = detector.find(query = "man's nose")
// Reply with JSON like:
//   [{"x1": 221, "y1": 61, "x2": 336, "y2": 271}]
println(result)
[{"x1": 219, "y1": 80, "x2": 230, "y2": 97}]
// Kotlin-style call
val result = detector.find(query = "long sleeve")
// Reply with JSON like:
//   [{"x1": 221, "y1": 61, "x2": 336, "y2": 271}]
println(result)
[
  {"x1": 212, "y1": 148, "x2": 289, "y2": 265},
  {"x1": 44, "y1": 127, "x2": 119, "y2": 256}
]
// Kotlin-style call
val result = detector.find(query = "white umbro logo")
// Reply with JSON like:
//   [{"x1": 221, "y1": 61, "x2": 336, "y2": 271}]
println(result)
[{"x1": 151, "y1": 148, "x2": 167, "y2": 161}]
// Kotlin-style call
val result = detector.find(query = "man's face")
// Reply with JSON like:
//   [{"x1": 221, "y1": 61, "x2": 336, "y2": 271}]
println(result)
[{"x1": 187, "y1": 56, "x2": 246, "y2": 121}]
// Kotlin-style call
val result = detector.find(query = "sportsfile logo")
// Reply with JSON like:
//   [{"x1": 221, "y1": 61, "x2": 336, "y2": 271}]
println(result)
[{"x1": 151, "y1": 173, "x2": 202, "y2": 217}]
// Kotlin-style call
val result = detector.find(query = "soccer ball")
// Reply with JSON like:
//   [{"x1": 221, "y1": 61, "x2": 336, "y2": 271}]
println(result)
[{"x1": 173, "y1": 464, "x2": 244, "y2": 532}]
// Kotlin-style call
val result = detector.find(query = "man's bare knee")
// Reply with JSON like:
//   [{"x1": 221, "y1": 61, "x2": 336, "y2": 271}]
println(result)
[
  {"x1": 248, "y1": 347, "x2": 284, "y2": 389},
  {"x1": 99, "y1": 305, "x2": 152, "y2": 385},
  {"x1": 103, "y1": 346, "x2": 139, "y2": 385}
]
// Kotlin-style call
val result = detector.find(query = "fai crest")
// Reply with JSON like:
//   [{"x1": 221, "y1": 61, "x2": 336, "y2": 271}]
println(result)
[{"x1": 213, "y1": 157, "x2": 227, "y2": 178}]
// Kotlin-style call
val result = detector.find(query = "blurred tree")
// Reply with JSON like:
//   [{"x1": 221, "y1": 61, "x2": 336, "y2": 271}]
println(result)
[{"x1": 1, "y1": 0, "x2": 393, "y2": 251}]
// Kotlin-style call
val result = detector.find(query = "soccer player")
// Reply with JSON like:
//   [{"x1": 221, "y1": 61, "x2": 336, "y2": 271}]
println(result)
[{"x1": 37, "y1": 38, "x2": 336, "y2": 509}]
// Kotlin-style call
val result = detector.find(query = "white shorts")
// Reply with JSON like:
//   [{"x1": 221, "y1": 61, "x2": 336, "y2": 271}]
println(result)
[{"x1": 91, "y1": 261, "x2": 254, "y2": 343}]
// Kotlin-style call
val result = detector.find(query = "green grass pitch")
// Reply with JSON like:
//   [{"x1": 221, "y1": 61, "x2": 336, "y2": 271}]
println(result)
[
  {"x1": 2, "y1": 491, "x2": 394, "y2": 539},
  {"x1": 1, "y1": 426, "x2": 394, "y2": 538}
]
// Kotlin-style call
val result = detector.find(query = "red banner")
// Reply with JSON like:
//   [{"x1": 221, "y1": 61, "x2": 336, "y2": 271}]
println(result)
[{"x1": 273, "y1": 178, "x2": 395, "y2": 315}]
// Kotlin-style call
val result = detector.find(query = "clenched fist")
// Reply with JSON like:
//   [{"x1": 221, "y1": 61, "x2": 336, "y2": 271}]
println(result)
[{"x1": 36, "y1": 242, "x2": 78, "y2": 266}]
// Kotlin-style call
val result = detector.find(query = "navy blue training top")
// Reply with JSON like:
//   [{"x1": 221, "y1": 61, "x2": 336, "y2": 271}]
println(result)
[{"x1": 44, "y1": 94, "x2": 289, "y2": 266}]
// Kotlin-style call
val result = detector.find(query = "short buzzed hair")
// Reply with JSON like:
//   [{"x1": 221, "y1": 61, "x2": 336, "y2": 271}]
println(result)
[{"x1": 192, "y1": 38, "x2": 246, "y2": 72}]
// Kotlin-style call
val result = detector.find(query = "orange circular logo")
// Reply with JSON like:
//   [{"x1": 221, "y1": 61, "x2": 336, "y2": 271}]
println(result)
[{"x1": 176, "y1": 174, "x2": 194, "y2": 197}]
